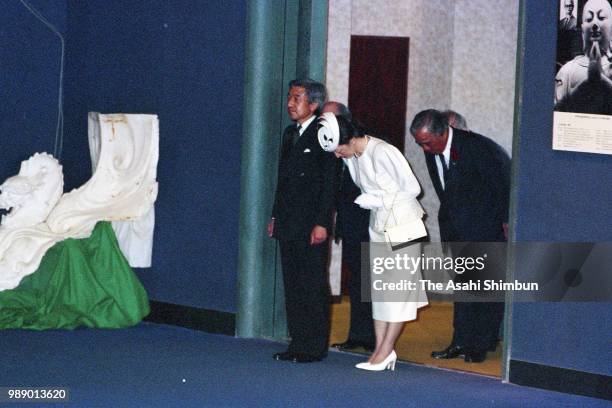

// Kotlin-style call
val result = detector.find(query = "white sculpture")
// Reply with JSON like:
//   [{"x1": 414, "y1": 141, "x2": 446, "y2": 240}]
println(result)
[
  {"x1": 86, "y1": 112, "x2": 158, "y2": 267},
  {"x1": 47, "y1": 114, "x2": 159, "y2": 239},
  {"x1": 0, "y1": 113, "x2": 159, "y2": 291},
  {"x1": 0, "y1": 153, "x2": 63, "y2": 229},
  {"x1": 0, "y1": 153, "x2": 64, "y2": 290},
  {"x1": 111, "y1": 207, "x2": 155, "y2": 268}
]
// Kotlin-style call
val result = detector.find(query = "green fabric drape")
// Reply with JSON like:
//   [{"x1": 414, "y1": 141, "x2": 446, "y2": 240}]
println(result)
[{"x1": 0, "y1": 221, "x2": 149, "y2": 330}]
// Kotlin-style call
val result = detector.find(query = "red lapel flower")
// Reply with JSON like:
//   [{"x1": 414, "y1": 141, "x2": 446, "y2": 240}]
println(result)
[{"x1": 450, "y1": 147, "x2": 459, "y2": 163}]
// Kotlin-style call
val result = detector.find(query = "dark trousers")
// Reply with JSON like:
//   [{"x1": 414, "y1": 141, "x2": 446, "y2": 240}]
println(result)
[
  {"x1": 448, "y1": 242, "x2": 505, "y2": 351},
  {"x1": 279, "y1": 239, "x2": 331, "y2": 358},
  {"x1": 343, "y1": 239, "x2": 375, "y2": 346},
  {"x1": 452, "y1": 301, "x2": 504, "y2": 351}
]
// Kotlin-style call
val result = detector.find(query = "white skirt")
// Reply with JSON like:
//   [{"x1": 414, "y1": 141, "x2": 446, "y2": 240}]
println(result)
[{"x1": 369, "y1": 227, "x2": 428, "y2": 323}]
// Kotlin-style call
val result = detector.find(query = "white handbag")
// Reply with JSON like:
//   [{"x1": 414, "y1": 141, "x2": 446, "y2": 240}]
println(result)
[
  {"x1": 384, "y1": 219, "x2": 427, "y2": 251},
  {"x1": 383, "y1": 194, "x2": 427, "y2": 251}
]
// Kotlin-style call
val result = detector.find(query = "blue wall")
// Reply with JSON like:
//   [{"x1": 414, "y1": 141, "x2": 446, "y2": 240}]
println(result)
[
  {"x1": 8, "y1": 1, "x2": 610, "y2": 377},
  {"x1": 0, "y1": 0, "x2": 66, "y2": 180},
  {"x1": 511, "y1": 1, "x2": 612, "y2": 375},
  {"x1": 2, "y1": 0, "x2": 246, "y2": 314},
  {"x1": 62, "y1": 0, "x2": 246, "y2": 312}
]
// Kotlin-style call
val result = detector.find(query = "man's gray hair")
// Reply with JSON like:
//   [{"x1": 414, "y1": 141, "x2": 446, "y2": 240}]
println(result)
[
  {"x1": 409, "y1": 109, "x2": 448, "y2": 137},
  {"x1": 289, "y1": 79, "x2": 327, "y2": 114},
  {"x1": 323, "y1": 101, "x2": 352, "y2": 121},
  {"x1": 442, "y1": 110, "x2": 469, "y2": 131}
]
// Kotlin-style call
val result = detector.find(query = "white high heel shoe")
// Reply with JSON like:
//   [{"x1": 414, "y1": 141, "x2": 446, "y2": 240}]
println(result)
[{"x1": 355, "y1": 351, "x2": 397, "y2": 371}]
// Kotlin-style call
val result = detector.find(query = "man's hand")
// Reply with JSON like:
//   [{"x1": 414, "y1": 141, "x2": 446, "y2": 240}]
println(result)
[
  {"x1": 502, "y1": 222, "x2": 509, "y2": 241},
  {"x1": 267, "y1": 218, "x2": 275, "y2": 237},
  {"x1": 310, "y1": 225, "x2": 328, "y2": 245}
]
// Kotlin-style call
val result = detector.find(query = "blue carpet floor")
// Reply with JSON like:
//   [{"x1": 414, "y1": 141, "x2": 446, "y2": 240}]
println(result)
[{"x1": 0, "y1": 323, "x2": 608, "y2": 407}]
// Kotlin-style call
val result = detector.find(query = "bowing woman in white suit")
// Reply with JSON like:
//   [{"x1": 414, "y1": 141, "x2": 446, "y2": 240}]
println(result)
[{"x1": 318, "y1": 113, "x2": 428, "y2": 371}]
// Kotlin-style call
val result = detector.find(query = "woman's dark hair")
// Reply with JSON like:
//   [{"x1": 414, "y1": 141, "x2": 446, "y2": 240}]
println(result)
[{"x1": 337, "y1": 115, "x2": 366, "y2": 145}]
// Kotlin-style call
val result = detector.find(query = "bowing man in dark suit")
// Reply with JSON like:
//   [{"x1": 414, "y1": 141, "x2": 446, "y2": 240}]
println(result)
[
  {"x1": 410, "y1": 109, "x2": 510, "y2": 363},
  {"x1": 268, "y1": 79, "x2": 338, "y2": 363}
]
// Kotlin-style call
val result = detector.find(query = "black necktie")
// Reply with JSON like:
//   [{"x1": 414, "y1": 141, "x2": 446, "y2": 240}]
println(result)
[
  {"x1": 293, "y1": 124, "x2": 301, "y2": 146},
  {"x1": 438, "y1": 154, "x2": 449, "y2": 185},
  {"x1": 285, "y1": 124, "x2": 300, "y2": 149},
  {"x1": 563, "y1": 17, "x2": 572, "y2": 30}
]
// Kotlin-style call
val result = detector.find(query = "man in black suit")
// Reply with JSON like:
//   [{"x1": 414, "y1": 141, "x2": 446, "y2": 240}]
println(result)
[
  {"x1": 559, "y1": 0, "x2": 577, "y2": 32},
  {"x1": 268, "y1": 79, "x2": 338, "y2": 363},
  {"x1": 322, "y1": 102, "x2": 375, "y2": 353},
  {"x1": 410, "y1": 109, "x2": 510, "y2": 363}
]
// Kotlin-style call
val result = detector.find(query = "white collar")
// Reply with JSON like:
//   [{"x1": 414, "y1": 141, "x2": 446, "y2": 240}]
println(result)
[
  {"x1": 442, "y1": 127, "x2": 454, "y2": 165},
  {"x1": 298, "y1": 115, "x2": 316, "y2": 135}
]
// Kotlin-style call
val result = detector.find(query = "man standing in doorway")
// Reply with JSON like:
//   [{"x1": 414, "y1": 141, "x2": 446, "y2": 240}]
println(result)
[
  {"x1": 268, "y1": 79, "x2": 338, "y2": 363},
  {"x1": 410, "y1": 109, "x2": 510, "y2": 363}
]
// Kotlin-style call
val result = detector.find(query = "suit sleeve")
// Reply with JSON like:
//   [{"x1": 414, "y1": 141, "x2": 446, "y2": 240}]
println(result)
[
  {"x1": 271, "y1": 128, "x2": 291, "y2": 218},
  {"x1": 271, "y1": 181, "x2": 280, "y2": 219},
  {"x1": 314, "y1": 149, "x2": 339, "y2": 230},
  {"x1": 476, "y1": 139, "x2": 511, "y2": 224},
  {"x1": 333, "y1": 160, "x2": 346, "y2": 239}
]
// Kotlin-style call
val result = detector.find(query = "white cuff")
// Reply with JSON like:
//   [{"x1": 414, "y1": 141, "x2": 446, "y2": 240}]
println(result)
[{"x1": 354, "y1": 193, "x2": 383, "y2": 210}]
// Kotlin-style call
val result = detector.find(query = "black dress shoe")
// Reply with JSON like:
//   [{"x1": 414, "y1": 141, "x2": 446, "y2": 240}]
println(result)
[
  {"x1": 431, "y1": 345, "x2": 466, "y2": 359},
  {"x1": 273, "y1": 351, "x2": 295, "y2": 361},
  {"x1": 332, "y1": 340, "x2": 375, "y2": 352},
  {"x1": 464, "y1": 349, "x2": 487, "y2": 363},
  {"x1": 291, "y1": 353, "x2": 322, "y2": 363}
]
